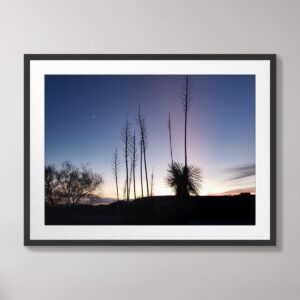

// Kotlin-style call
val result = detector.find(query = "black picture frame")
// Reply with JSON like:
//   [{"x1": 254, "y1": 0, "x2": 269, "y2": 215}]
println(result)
[{"x1": 24, "y1": 54, "x2": 276, "y2": 246}]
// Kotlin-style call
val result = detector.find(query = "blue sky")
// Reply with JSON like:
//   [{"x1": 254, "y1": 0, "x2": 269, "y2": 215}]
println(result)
[{"x1": 45, "y1": 75, "x2": 255, "y2": 198}]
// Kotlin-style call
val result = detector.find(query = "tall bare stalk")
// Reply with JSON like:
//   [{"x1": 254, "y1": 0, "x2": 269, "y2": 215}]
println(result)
[
  {"x1": 138, "y1": 106, "x2": 149, "y2": 196},
  {"x1": 122, "y1": 115, "x2": 131, "y2": 201},
  {"x1": 150, "y1": 167, "x2": 154, "y2": 197},
  {"x1": 131, "y1": 132, "x2": 137, "y2": 200},
  {"x1": 183, "y1": 76, "x2": 192, "y2": 168},
  {"x1": 139, "y1": 135, "x2": 144, "y2": 198},
  {"x1": 112, "y1": 148, "x2": 120, "y2": 222},
  {"x1": 168, "y1": 112, "x2": 174, "y2": 164}
]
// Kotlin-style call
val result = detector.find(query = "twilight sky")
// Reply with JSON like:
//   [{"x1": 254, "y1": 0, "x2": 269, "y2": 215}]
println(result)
[{"x1": 45, "y1": 75, "x2": 255, "y2": 198}]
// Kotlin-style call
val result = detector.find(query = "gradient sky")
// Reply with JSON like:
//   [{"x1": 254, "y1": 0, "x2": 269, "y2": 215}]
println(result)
[{"x1": 45, "y1": 75, "x2": 255, "y2": 198}]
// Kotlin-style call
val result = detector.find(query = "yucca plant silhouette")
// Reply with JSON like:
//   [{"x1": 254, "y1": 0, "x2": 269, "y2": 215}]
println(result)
[
  {"x1": 166, "y1": 162, "x2": 202, "y2": 199},
  {"x1": 166, "y1": 76, "x2": 203, "y2": 199}
]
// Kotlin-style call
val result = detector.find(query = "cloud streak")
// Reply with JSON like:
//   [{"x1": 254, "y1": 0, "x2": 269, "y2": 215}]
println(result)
[{"x1": 226, "y1": 163, "x2": 255, "y2": 181}]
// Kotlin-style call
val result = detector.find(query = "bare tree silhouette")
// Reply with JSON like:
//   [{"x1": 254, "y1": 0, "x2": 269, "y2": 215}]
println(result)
[
  {"x1": 138, "y1": 106, "x2": 149, "y2": 197},
  {"x1": 122, "y1": 115, "x2": 131, "y2": 202},
  {"x1": 58, "y1": 161, "x2": 103, "y2": 206},
  {"x1": 168, "y1": 112, "x2": 174, "y2": 164},
  {"x1": 45, "y1": 164, "x2": 59, "y2": 205}
]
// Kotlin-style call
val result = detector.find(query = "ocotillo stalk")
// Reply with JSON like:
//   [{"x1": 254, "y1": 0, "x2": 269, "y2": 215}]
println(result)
[
  {"x1": 183, "y1": 76, "x2": 191, "y2": 168},
  {"x1": 168, "y1": 112, "x2": 174, "y2": 164},
  {"x1": 150, "y1": 168, "x2": 154, "y2": 197},
  {"x1": 132, "y1": 132, "x2": 137, "y2": 200},
  {"x1": 140, "y1": 135, "x2": 144, "y2": 198},
  {"x1": 112, "y1": 148, "x2": 120, "y2": 223},
  {"x1": 122, "y1": 115, "x2": 131, "y2": 202},
  {"x1": 141, "y1": 117, "x2": 149, "y2": 196}
]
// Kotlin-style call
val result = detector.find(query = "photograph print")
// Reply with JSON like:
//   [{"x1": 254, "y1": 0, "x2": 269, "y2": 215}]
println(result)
[{"x1": 25, "y1": 55, "x2": 276, "y2": 245}]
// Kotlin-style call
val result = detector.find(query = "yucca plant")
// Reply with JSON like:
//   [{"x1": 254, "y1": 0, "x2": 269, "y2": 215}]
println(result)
[{"x1": 166, "y1": 162, "x2": 202, "y2": 199}]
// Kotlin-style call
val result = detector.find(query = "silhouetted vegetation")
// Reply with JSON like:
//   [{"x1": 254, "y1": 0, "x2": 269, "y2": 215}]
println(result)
[
  {"x1": 45, "y1": 164, "x2": 59, "y2": 206},
  {"x1": 45, "y1": 161, "x2": 103, "y2": 206},
  {"x1": 166, "y1": 76, "x2": 202, "y2": 199},
  {"x1": 121, "y1": 115, "x2": 131, "y2": 202},
  {"x1": 168, "y1": 112, "x2": 174, "y2": 164},
  {"x1": 150, "y1": 167, "x2": 154, "y2": 197},
  {"x1": 112, "y1": 148, "x2": 120, "y2": 222},
  {"x1": 112, "y1": 149, "x2": 120, "y2": 201},
  {"x1": 183, "y1": 76, "x2": 191, "y2": 168},
  {"x1": 138, "y1": 106, "x2": 149, "y2": 196},
  {"x1": 166, "y1": 162, "x2": 202, "y2": 198},
  {"x1": 131, "y1": 131, "x2": 138, "y2": 200}
]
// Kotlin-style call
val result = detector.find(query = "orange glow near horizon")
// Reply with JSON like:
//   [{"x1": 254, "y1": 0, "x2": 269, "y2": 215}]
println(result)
[{"x1": 99, "y1": 179, "x2": 255, "y2": 200}]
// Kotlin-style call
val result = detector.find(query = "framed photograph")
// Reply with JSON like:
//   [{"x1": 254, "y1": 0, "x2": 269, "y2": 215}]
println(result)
[{"x1": 24, "y1": 54, "x2": 276, "y2": 246}]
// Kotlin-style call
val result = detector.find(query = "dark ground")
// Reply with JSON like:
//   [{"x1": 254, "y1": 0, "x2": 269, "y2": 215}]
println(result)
[{"x1": 45, "y1": 194, "x2": 255, "y2": 225}]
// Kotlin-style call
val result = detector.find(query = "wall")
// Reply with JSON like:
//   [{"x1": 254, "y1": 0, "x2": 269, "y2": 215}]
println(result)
[{"x1": 0, "y1": 0, "x2": 299, "y2": 299}]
